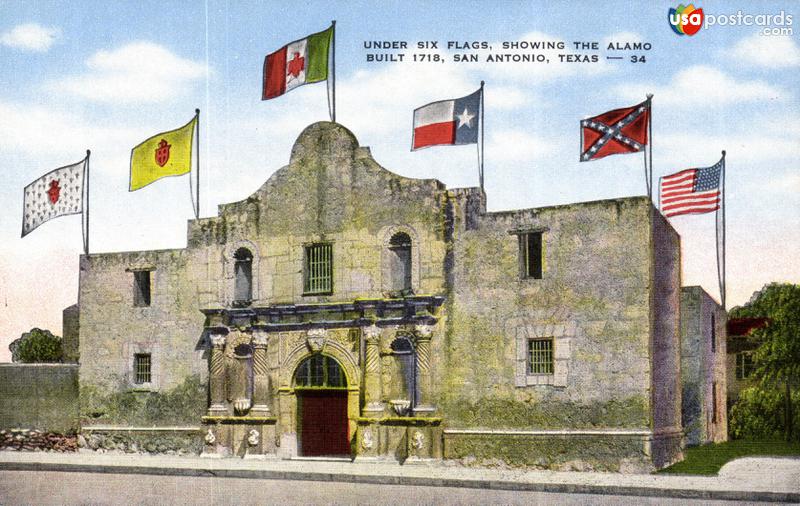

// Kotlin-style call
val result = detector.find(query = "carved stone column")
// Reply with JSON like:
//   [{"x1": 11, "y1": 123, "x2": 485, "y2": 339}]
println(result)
[
  {"x1": 413, "y1": 324, "x2": 436, "y2": 415},
  {"x1": 251, "y1": 329, "x2": 271, "y2": 415},
  {"x1": 362, "y1": 324, "x2": 383, "y2": 415},
  {"x1": 208, "y1": 332, "x2": 227, "y2": 415}
]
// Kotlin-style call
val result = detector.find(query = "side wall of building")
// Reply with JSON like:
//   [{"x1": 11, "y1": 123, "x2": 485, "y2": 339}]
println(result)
[
  {"x1": 680, "y1": 286, "x2": 728, "y2": 446},
  {"x1": 441, "y1": 197, "x2": 658, "y2": 471},
  {"x1": 78, "y1": 248, "x2": 208, "y2": 426},
  {"x1": 649, "y1": 210, "x2": 683, "y2": 467}
]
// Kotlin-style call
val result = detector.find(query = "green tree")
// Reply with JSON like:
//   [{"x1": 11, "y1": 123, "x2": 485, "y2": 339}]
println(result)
[
  {"x1": 14, "y1": 328, "x2": 63, "y2": 363},
  {"x1": 730, "y1": 283, "x2": 800, "y2": 441}
]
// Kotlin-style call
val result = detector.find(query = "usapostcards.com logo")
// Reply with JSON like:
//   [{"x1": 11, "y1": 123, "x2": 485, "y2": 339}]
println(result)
[
  {"x1": 669, "y1": 4, "x2": 794, "y2": 36},
  {"x1": 669, "y1": 4, "x2": 704, "y2": 36}
]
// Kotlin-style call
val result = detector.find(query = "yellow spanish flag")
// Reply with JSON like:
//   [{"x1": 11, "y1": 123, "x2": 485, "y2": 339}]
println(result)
[{"x1": 130, "y1": 115, "x2": 196, "y2": 191}]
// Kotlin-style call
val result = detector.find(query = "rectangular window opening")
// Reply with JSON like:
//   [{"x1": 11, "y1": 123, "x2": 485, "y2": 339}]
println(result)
[
  {"x1": 304, "y1": 243, "x2": 333, "y2": 295},
  {"x1": 133, "y1": 270, "x2": 151, "y2": 307},
  {"x1": 134, "y1": 353, "x2": 151, "y2": 384},
  {"x1": 711, "y1": 314, "x2": 716, "y2": 353},
  {"x1": 527, "y1": 338, "x2": 553, "y2": 375},
  {"x1": 712, "y1": 381, "x2": 718, "y2": 423},
  {"x1": 520, "y1": 232, "x2": 543, "y2": 279},
  {"x1": 736, "y1": 352, "x2": 754, "y2": 380}
]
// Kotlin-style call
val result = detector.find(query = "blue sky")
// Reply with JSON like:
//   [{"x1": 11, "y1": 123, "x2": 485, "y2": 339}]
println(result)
[{"x1": 0, "y1": 1, "x2": 798, "y2": 359}]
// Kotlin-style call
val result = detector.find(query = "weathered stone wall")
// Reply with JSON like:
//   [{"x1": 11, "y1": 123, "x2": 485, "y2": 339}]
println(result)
[
  {"x1": 442, "y1": 431, "x2": 649, "y2": 472},
  {"x1": 442, "y1": 197, "x2": 654, "y2": 430},
  {"x1": 78, "y1": 123, "x2": 450, "y2": 431},
  {"x1": 0, "y1": 364, "x2": 78, "y2": 433},
  {"x1": 78, "y1": 248, "x2": 209, "y2": 424},
  {"x1": 62, "y1": 304, "x2": 80, "y2": 363},
  {"x1": 649, "y1": 209, "x2": 683, "y2": 466},
  {"x1": 186, "y1": 123, "x2": 449, "y2": 306},
  {"x1": 680, "y1": 286, "x2": 728, "y2": 446}
]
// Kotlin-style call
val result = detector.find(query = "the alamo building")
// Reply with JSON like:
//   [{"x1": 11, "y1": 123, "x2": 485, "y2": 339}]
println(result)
[{"x1": 73, "y1": 121, "x2": 697, "y2": 471}]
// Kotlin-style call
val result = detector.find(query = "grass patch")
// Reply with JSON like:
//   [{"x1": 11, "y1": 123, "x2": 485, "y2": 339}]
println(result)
[{"x1": 659, "y1": 440, "x2": 800, "y2": 475}]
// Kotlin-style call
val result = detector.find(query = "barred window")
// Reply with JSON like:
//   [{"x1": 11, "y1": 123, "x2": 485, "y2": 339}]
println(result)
[
  {"x1": 134, "y1": 353, "x2": 151, "y2": 384},
  {"x1": 736, "y1": 352, "x2": 754, "y2": 380},
  {"x1": 304, "y1": 243, "x2": 333, "y2": 294},
  {"x1": 527, "y1": 338, "x2": 553, "y2": 375},
  {"x1": 520, "y1": 232, "x2": 543, "y2": 279},
  {"x1": 295, "y1": 354, "x2": 346, "y2": 387}
]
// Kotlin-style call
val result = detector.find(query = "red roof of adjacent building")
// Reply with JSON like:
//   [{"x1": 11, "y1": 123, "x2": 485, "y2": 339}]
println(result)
[{"x1": 727, "y1": 317, "x2": 769, "y2": 337}]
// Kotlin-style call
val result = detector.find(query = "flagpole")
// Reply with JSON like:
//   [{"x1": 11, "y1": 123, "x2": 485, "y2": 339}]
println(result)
[
  {"x1": 84, "y1": 149, "x2": 90, "y2": 255},
  {"x1": 714, "y1": 151, "x2": 727, "y2": 309},
  {"x1": 657, "y1": 175, "x2": 663, "y2": 212},
  {"x1": 331, "y1": 20, "x2": 336, "y2": 123},
  {"x1": 195, "y1": 108, "x2": 200, "y2": 219},
  {"x1": 721, "y1": 150, "x2": 727, "y2": 309},
  {"x1": 479, "y1": 80, "x2": 485, "y2": 193}
]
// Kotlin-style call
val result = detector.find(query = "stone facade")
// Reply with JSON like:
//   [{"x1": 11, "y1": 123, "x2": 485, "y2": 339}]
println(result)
[
  {"x1": 75, "y1": 122, "x2": 685, "y2": 470},
  {"x1": 680, "y1": 286, "x2": 727, "y2": 446}
]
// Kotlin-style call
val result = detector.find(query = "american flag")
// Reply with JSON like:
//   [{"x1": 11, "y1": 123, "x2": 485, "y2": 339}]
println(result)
[{"x1": 660, "y1": 158, "x2": 723, "y2": 217}]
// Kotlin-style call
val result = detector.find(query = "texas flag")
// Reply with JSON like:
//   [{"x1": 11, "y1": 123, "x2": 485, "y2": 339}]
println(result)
[{"x1": 412, "y1": 89, "x2": 482, "y2": 150}]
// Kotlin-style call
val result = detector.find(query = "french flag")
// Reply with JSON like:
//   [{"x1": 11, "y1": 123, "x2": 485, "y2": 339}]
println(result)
[{"x1": 412, "y1": 89, "x2": 482, "y2": 150}]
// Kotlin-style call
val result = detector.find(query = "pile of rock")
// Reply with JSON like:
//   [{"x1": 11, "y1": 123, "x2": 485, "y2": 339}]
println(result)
[{"x1": 0, "y1": 429, "x2": 77, "y2": 452}]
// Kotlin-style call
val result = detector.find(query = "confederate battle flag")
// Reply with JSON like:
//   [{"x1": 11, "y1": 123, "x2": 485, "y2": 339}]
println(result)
[{"x1": 580, "y1": 99, "x2": 650, "y2": 162}]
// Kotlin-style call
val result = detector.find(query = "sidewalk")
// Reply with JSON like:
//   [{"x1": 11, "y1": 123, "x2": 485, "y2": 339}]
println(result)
[{"x1": 1, "y1": 451, "x2": 798, "y2": 503}]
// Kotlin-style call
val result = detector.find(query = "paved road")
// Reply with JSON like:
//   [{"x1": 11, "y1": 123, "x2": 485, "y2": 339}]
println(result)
[{"x1": 0, "y1": 470, "x2": 773, "y2": 505}]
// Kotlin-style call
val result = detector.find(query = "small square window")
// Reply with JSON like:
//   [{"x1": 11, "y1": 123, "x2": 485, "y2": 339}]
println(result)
[
  {"x1": 304, "y1": 243, "x2": 333, "y2": 295},
  {"x1": 134, "y1": 353, "x2": 151, "y2": 384},
  {"x1": 520, "y1": 232, "x2": 543, "y2": 279},
  {"x1": 527, "y1": 338, "x2": 553, "y2": 375},
  {"x1": 133, "y1": 270, "x2": 151, "y2": 307}
]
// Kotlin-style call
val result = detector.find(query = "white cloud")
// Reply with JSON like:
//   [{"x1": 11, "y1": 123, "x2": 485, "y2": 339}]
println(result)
[
  {"x1": 616, "y1": 65, "x2": 786, "y2": 107},
  {"x1": 729, "y1": 33, "x2": 800, "y2": 68},
  {"x1": 0, "y1": 23, "x2": 60, "y2": 52},
  {"x1": 55, "y1": 41, "x2": 207, "y2": 103},
  {"x1": 0, "y1": 100, "x2": 135, "y2": 158}
]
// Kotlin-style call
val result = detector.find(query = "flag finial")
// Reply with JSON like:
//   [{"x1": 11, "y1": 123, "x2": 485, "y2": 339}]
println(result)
[{"x1": 86, "y1": 149, "x2": 91, "y2": 156}]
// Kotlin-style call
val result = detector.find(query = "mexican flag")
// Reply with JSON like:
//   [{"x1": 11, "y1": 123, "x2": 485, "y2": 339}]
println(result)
[{"x1": 263, "y1": 26, "x2": 332, "y2": 100}]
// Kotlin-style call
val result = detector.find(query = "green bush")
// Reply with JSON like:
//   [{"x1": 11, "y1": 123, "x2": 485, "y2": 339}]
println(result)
[
  {"x1": 14, "y1": 328, "x2": 63, "y2": 363},
  {"x1": 730, "y1": 387, "x2": 800, "y2": 441}
]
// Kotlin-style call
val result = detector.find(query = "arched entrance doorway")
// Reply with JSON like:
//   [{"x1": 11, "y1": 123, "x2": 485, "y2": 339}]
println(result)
[{"x1": 294, "y1": 353, "x2": 350, "y2": 456}]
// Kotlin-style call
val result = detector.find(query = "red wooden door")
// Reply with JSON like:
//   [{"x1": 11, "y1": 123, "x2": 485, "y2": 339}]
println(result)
[{"x1": 299, "y1": 390, "x2": 349, "y2": 456}]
